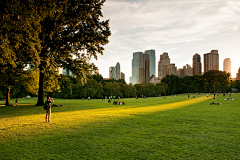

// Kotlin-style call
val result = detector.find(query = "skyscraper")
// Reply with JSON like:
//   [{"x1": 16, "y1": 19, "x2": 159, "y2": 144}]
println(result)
[
  {"x1": 139, "y1": 53, "x2": 150, "y2": 84},
  {"x1": 109, "y1": 62, "x2": 121, "y2": 80},
  {"x1": 158, "y1": 52, "x2": 177, "y2": 80},
  {"x1": 223, "y1": 58, "x2": 231, "y2": 76},
  {"x1": 192, "y1": 53, "x2": 202, "y2": 75},
  {"x1": 204, "y1": 50, "x2": 219, "y2": 73},
  {"x1": 158, "y1": 52, "x2": 170, "y2": 79},
  {"x1": 130, "y1": 52, "x2": 143, "y2": 84},
  {"x1": 109, "y1": 66, "x2": 115, "y2": 79},
  {"x1": 115, "y1": 62, "x2": 121, "y2": 80},
  {"x1": 144, "y1": 49, "x2": 156, "y2": 77}
]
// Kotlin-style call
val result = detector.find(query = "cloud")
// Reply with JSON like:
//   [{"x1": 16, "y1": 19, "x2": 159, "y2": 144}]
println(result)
[{"x1": 103, "y1": 0, "x2": 240, "y2": 43}]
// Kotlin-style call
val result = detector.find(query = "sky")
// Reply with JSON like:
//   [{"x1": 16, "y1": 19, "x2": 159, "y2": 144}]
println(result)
[{"x1": 92, "y1": 0, "x2": 240, "y2": 83}]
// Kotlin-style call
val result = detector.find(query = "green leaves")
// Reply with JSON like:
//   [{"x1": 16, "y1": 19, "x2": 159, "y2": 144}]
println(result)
[{"x1": 1, "y1": 0, "x2": 111, "y2": 105}]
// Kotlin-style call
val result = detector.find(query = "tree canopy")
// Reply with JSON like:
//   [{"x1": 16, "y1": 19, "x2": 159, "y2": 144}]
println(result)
[
  {"x1": 0, "y1": 0, "x2": 42, "y2": 105},
  {"x1": 0, "y1": 0, "x2": 111, "y2": 105}
]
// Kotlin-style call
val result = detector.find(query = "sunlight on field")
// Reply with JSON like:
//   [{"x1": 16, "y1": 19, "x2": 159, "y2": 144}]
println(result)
[{"x1": 0, "y1": 97, "x2": 208, "y2": 142}]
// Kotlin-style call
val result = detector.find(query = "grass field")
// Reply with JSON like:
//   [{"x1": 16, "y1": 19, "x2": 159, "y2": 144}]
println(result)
[{"x1": 1, "y1": 93, "x2": 240, "y2": 159}]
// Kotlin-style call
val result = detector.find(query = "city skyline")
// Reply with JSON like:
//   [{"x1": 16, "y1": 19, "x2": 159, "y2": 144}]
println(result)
[{"x1": 92, "y1": 0, "x2": 240, "y2": 83}]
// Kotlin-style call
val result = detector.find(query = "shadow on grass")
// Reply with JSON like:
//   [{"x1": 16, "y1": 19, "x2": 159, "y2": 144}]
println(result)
[{"x1": 0, "y1": 96, "x2": 190, "y2": 118}]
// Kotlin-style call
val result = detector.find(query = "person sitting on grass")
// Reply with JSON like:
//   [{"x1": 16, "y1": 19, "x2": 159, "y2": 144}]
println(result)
[
  {"x1": 210, "y1": 102, "x2": 223, "y2": 105},
  {"x1": 226, "y1": 98, "x2": 235, "y2": 100},
  {"x1": 122, "y1": 101, "x2": 125, "y2": 105}
]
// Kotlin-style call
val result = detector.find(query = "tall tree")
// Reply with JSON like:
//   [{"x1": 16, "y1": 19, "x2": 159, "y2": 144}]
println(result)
[
  {"x1": 155, "y1": 83, "x2": 165, "y2": 96},
  {"x1": 83, "y1": 79, "x2": 103, "y2": 98},
  {"x1": 203, "y1": 70, "x2": 230, "y2": 93},
  {"x1": 0, "y1": 0, "x2": 41, "y2": 105},
  {"x1": 231, "y1": 80, "x2": 240, "y2": 91},
  {"x1": 104, "y1": 81, "x2": 122, "y2": 97},
  {"x1": 161, "y1": 75, "x2": 181, "y2": 95},
  {"x1": 36, "y1": 0, "x2": 111, "y2": 105}
]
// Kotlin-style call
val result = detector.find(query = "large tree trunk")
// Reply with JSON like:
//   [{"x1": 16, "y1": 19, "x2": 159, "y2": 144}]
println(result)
[
  {"x1": 36, "y1": 70, "x2": 44, "y2": 106},
  {"x1": 5, "y1": 69, "x2": 11, "y2": 106},
  {"x1": 5, "y1": 85, "x2": 11, "y2": 106}
]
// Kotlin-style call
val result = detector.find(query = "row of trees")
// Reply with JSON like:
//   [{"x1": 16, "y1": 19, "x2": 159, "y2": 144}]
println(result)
[
  {"x1": 52, "y1": 75, "x2": 168, "y2": 99},
  {"x1": 50, "y1": 70, "x2": 239, "y2": 98},
  {"x1": 161, "y1": 70, "x2": 233, "y2": 94},
  {"x1": 1, "y1": 70, "x2": 239, "y2": 101}
]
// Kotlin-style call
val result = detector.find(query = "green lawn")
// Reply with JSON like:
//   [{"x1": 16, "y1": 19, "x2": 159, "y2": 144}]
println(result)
[{"x1": 1, "y1": 93, "x2": 240, "y2": 159}]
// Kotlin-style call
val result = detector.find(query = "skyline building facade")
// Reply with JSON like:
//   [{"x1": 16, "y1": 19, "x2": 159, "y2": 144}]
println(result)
[
  {"x1": 192, "y1": 53, "x2": 202, "y2": 75},
  {"x1": 183, "y1": 64, "x2": 193, "y2": 77},
  {"x1": 115, "y1": 62, "x2": 121, "y2": 80},
  {"x1": 204, "y1": 50, "x2": 219, "y2": 73},
  {"x1": 158, "y1": 52, "x2": 170, "y2": 80},
  {"x1": 144, "y1": 49, "x2": 156, "y2": 77},
  {"x1": 130, "y1": 52, "x2": 143, "y2": 84},
  {"x1": 139, "y1": 53, "x2": 150, "y2": 84},
  {"x1": 177, "y1": 69, "x2": 184, "y2": 78},
  {"x1": 158, "y1": 52, "x2": 177, "y2": 80},
  {"x1": 177, "y1": 64, "x2": 193, "y2": 77},
  {"x1": 109, "y1": 62, "x2": 121, "y2": 80},
  {"x1": 223, "y1": 58, "x2": 231, "y2": 76},
  {"x1": 121, "y1": 72, "x2": 125, "y2": 81},
  {"x1": 109, "y1": 66, "x2": 115, "y2": 79},
  {"x1": 130, "y1": 50, "x2": 155, "y2": 84}
]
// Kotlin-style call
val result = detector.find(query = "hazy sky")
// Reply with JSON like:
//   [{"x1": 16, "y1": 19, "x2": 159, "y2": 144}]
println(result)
[{"x1": 93, "y1": 0, "x2": 240, "y2": 83}]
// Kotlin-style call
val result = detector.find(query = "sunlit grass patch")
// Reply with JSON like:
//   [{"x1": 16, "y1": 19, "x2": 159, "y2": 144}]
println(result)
[{"x1": 0, "y1": 96, "x2": 208, "y2": 141}]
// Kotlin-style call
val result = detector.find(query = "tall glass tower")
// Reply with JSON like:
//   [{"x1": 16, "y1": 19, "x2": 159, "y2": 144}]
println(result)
[
  {"x1": 130, "y1": 52, "x2": 143, "y2": 84},
  {"x1": 145, "y1": 49, "x2": 156, "y2": 78}
]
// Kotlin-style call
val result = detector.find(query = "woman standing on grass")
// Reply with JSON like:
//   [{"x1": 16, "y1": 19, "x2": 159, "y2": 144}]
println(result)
[{"x1": 45, "y1": 96, "x2": 54, "y2": 122}]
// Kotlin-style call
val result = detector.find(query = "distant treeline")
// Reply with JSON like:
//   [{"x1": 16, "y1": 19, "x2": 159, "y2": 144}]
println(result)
[{"x1": 1, "y1": 70, "x2": 240, "y2": 100}]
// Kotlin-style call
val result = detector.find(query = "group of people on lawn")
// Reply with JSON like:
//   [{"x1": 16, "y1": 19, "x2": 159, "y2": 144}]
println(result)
[{"x1": 113, "y1": 101, "x2": 125, "y2": 105}]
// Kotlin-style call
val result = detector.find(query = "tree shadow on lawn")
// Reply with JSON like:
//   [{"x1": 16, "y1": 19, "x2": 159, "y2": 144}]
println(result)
[
  {"x1": 0, "y1": 96, "x2": 187, "y2": 118},
  {"x1": 2, "y1": 93, "x2": 238, "y2": 119}
]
